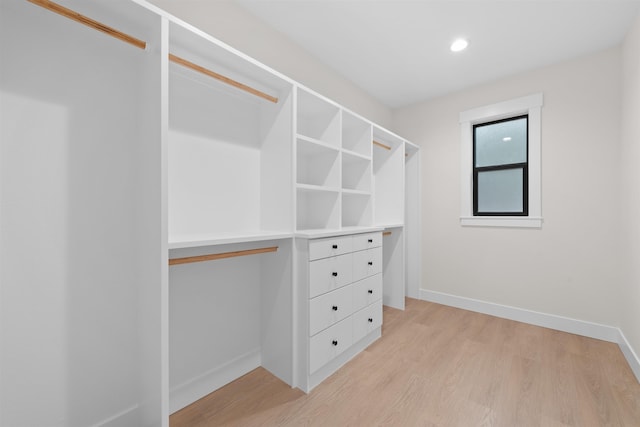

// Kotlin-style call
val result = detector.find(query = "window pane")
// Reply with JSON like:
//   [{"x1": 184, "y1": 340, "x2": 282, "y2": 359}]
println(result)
[
  {"x1": 477, "y1": 168, "x2": 523, "y2": 213},
  {"x1": 475, "y1": 117, "x2": 527, "y2": 167}
]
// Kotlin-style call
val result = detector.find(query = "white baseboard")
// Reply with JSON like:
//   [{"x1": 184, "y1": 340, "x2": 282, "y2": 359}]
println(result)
[
  {"x1": 169, "y1": 349, "x2": 261, "y2": 414},
  {"x1": 420, "y1": 289, "x2": 640, "y2": 384},
  {"x1": 92, "y1": 405, "x2": 139, "y2": 427},
  {"x1": 617, "y1": 329, "x2": 640, "y2": 383},
  {"x1": 420, "y1": 289, "x2": 619, "y2": 341}
]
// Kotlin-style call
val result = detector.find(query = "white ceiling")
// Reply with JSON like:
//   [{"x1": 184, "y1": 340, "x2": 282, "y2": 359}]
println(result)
[{"x1": 236, "y1": 0, "x2": 640, "y2": 108}]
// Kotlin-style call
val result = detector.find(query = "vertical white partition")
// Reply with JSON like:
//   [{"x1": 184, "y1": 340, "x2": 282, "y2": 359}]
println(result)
[
  {"x1": 166, "y1": 20, "x2": 295, "y2": 414},
  {"x1": 382, "y1": 228, "x2": 406, "y2": 309},
  {"x1": 0, "y1": 0, "x2": 166, "y2": 425},
  {"x1": 404, "y1": 142, "x2": 421, "y2": 299}
]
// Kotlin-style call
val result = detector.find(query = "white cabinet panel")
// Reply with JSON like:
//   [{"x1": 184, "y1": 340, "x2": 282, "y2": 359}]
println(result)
[
  {"x1": 352, "y1": 247, "x2": 383, "y2": 282},
  {"x1": 309, "y1": 235, "x2": 353, "y2": 260},
  {"x1": 352, "y1": 274, "x2": 383, "y2": 313},
  {"x1": 353, "y1": 301, "x2": 383, "y2": 344},
  {"x1": 309, "y1": 284, "x2": 353, "y2": 336},
  {"x1": 309, "y1": 253, "x2": 353, "y2": 298},
  {"x1": 352, "y1": 232, "x2": 382, "y2": 252},
  {"x1": 309, "y1": 317, "x2": 353, "y2": 374}
]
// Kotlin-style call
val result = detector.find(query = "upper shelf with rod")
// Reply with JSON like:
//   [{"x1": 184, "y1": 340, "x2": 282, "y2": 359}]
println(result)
[
  {"x1": 25, "y1": 0, "x2": 159, "y2": 51},
  {"x1": 168, "y1": 19, "x2": 291, "y2": 106}
]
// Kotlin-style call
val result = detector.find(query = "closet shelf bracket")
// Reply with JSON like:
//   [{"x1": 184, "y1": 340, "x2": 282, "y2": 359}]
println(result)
[
  {"x1": 169, "y1": 54, "x2": 279, "y2": 104},
  {"x1": 169, "y1": 246, "x2": 278, "y2": 266},
  {"x1": 27, "y1": 0, "x2": 147, "y2": 50}
]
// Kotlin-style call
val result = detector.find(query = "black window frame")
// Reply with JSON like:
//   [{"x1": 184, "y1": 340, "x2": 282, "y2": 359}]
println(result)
[{"x1": 473, "y1": 115, "x2": 529, "y2": 216}]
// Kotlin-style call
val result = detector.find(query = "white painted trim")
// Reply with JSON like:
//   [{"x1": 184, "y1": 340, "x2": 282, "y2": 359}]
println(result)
[
  {"x1": 459, "y1": 93, "x2": 543, "y2": 228},
  {"x1": 460, "y1": 216, "x2": 542, "y2": 228},
  {"x1": 169, "y1": 349, "x2": 261, "y2": 414},
  {"x1": 91, "y1": 405, "x2": 139, "y2": 427},
  {"x1": 420, "y1": 289, "x2": 619, "y2": 342},
  {"x1": 459, "y1": 93, "x2": 543, "y2": 124},
  {"x1": 420, "y1": 290, "x2": 640, "y2": 384},
  {"x1": 618, "y1": 330, "x2": 640, "y2": 383}
]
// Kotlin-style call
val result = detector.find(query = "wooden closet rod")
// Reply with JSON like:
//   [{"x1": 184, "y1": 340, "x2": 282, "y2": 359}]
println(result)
[
  {"x1": 169, "y1": 54, "x2": 279, "y2": 104},
  {"x1": 373, "y1": 140, "x2": 392, "y2": 151},
  {"x1": 27, "y1": 0, "x2": 147, "y2": 50},
  {"x1": 383, "y1": 231, "x2": 392, "y2": 236},
  {"x1": 169, "y1": 246, "x2": 278, "y2": 266}
]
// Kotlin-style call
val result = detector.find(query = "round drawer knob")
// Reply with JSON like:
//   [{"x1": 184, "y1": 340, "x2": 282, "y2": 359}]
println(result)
[
  {"x1": 332, "y1": 340, "x2": 338, "y2": 346},
  {"x1": 368, "y1": 239, "x2": 373, "y2": 243},
  {"x1": 368, "y1": 289, "x2": 373, "y2": 294},
  {"x1": 368, "y1": 261, "x2": 373, "y2": 266},
  {"x1": 332, "y1": 244, "x2": 338, "y2": 249},
  {"x1": 332, "y1": 305, "x2": 338, "y2": 311},
  {"x1": 332, "y1": 272, "x2": 338, "y2": 277},
  {"x1": 368, "y1": 318, "x2": 373, "y2": 323}
]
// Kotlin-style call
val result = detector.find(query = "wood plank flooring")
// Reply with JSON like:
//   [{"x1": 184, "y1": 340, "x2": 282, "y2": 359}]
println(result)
[{"x1": 170, "y1": 298, "x2": 640, "y2": 426}]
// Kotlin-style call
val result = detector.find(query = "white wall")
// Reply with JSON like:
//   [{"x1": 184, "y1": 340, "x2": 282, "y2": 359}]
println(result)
[
  {"x1": 620, "y1": 14, "x2": 640, "y2": 368},
  {"x1": 393, "y1": 48, "x2": 623, "y2": 327},
  {"x1": 147, "y1": 0, "x2": 392, "y2": 128}
]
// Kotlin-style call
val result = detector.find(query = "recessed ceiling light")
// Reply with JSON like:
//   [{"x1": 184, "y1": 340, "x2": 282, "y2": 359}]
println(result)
[
  {"x1": 503, "y1": 137, "x2": 512, "y2": 142},
  {"x1": 450, "y1": 38, "x2": 468, "y2": 52}
]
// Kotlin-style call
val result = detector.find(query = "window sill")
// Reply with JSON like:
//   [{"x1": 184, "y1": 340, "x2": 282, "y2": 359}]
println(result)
[{"x1": 460, "y1": 216, "x2": 543, "y2": 228}]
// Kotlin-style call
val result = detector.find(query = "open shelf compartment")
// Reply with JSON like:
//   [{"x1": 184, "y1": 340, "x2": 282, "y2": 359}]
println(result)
[
  {"x1": 168, "y1": 21, "x2": 295, "y2": 243},
  {"x1": 297, "y1": 87, "x2": 340, "y2": 147}
]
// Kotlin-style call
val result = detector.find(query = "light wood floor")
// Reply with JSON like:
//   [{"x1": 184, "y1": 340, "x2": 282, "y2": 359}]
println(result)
[{"x1": 171, "y1": 298, "x2": 640, "y2": 426}]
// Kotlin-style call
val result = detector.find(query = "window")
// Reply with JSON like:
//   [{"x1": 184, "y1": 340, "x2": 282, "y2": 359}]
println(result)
[
  {"x1": 459, "y1": 93, "x2": 543, "y2": 228},
  {"x1": 473, "y1": 115, "x2": 528, "y2": 216}
]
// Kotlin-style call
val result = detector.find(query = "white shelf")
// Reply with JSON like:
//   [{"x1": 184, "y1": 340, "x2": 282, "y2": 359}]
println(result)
[
  {"x1": 295, "y1": 226, "x2": 384, "y2": 239},
  {"x1": 296, "y1": 183, "x2": 341, "y2": 193},
  {"x1": 342, "y1": 148, "x2": 370, "y2": 161},
  {"x1": 297, "y1": 137, "x2": 340, "y2": 188},
  {"x1": 168, "y1": 231, "x2": 293, "y2": 249},
  {"x1": 342, "y1": 151, "x2": 371, "y2": 193},
  {"x1": 342, "y1": 188, "x2": 371, "y2": 196}
]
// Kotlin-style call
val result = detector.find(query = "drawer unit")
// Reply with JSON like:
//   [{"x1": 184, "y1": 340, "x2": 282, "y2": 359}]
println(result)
[
  {"x1": 352, "y1": 231, "x2": 383, "y2": 252},
  {"x1": 352, "y1": 247, "x2": 383, "y2": 282},
  {"x1": 309, "y1": 316, "x2": 353, "y2": 374},
  {"x1": 309, "y1": 284, "x2": 353, "y2": 336},
  {"x1": 353, "y1": 300, "x2": 383, "y2": 344},
  {"x1": 299, "y1": 230, "x2": 384, "y2": 390},
  {"x1": 309, "y1": 253, "x2": 353, "y2": 298},
  {"x1": 352, "y1": 274, "x2": 383, "y2": 313},
  {"x1": 309, "y1": 235, "x2": 353, "y2": 261}
]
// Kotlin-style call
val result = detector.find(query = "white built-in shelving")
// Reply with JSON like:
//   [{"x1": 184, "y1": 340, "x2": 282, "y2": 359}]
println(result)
[{"x1": 0, "y1": 0, "x2": 421, "y2": 425}]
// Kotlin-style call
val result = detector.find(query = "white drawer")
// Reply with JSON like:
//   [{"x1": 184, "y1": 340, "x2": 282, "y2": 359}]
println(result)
[
  {"x1": 352, "y1": 247, "x2": 382, "y2": 282},
  {"x1": 353, "y1": 301, "x2": 383, "y2": 344},
  {"x1": 309, "y1": 253, "x2": 353, "y2": 298},
  {"x1": 309, "y1": 235, "x2": 353, "y2": 261},
  {"x1": 352, "y1": 274, "x2": 382, "y2": 313},
  {"x1": 309, "y1": 316, "x2": 353, "y2": 374},
  {"x1": 309, "y1": 284, "x2": 353, "y2": 336},
  {"x1": 352, "y1": 232, "x2": 382, "y2": 252}
]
